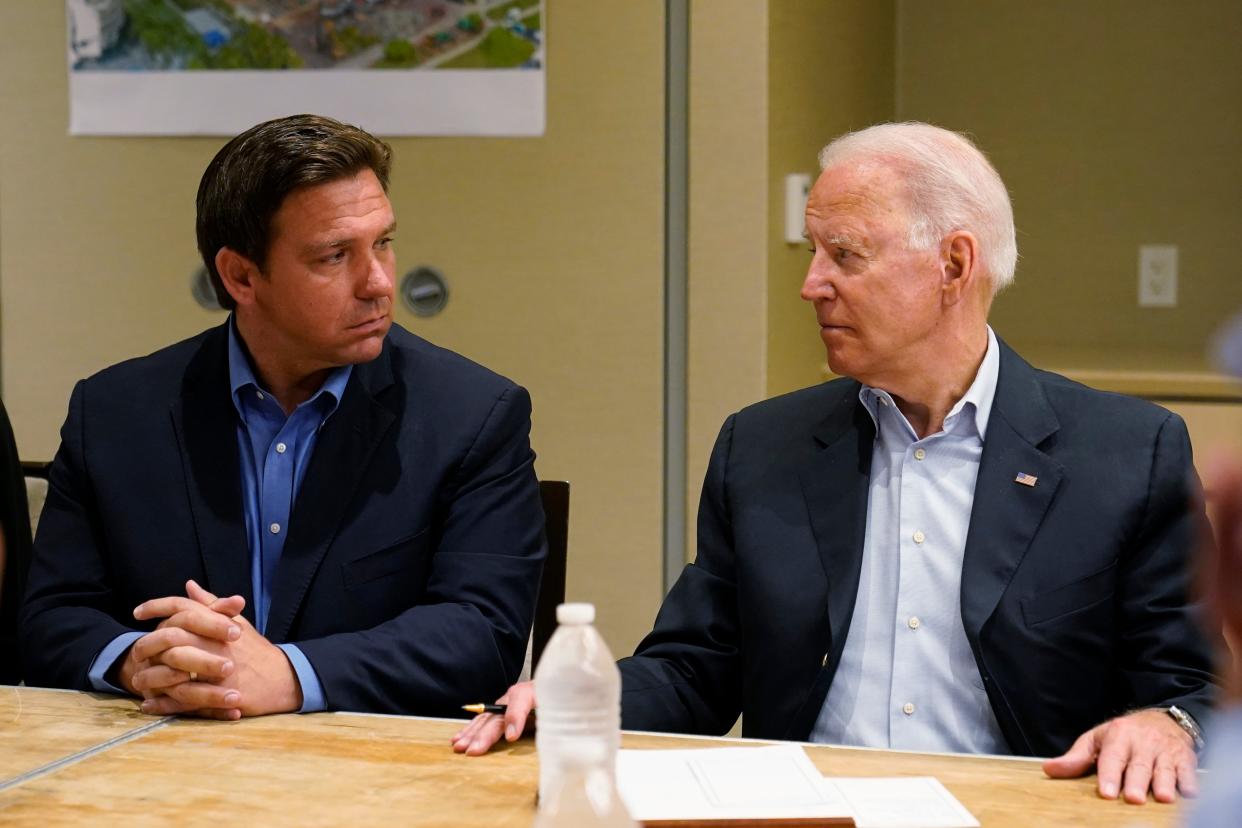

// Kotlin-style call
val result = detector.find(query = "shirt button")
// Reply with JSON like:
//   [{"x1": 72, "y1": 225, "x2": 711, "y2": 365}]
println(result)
[
  {"x1": 902, "y1": 702, "x2": 915, "y2": 715},
  {"x1": 878, "y1": 397, "x2": 889, "y2": 406},
  {"x1": 914, "y1": 448, "x2": 926, "y2": 461},
  {"x1": 907, "y1": 616, "x2": 920, "y2": 630},
  {"x1": 276, "y1": 442, "x2": 287, "y2": 454},
  {"x1": 256, "y1": 390, "x2": 265, "y2": 401},
  {"x1": 269, "y1": 522, "x2": 281, "y2": 534},
  {"x1": 913, "y1": 530, "x2": 925, "y2": 544}
]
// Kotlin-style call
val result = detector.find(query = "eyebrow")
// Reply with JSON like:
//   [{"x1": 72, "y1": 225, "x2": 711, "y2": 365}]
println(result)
[
  {"x1": 826, "y1": 233, "x2": 871, "y2": 252},
  {"x1": 302, "y1": 222, "x2": 398, "y2": 254}
]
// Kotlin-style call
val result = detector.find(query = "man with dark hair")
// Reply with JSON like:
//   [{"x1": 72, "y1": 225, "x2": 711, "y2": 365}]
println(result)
[{"x1": 21, "y1": 114, "x2": 546, "y2": 718}]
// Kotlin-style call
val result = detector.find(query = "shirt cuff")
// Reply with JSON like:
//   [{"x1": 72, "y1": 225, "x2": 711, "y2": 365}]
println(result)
[
  {"x1": 87, "y1": 632, "x2": 144, "y2": 694},
  {"x1": 278, "y1": 643, "x2": 326, "y2": 713}
]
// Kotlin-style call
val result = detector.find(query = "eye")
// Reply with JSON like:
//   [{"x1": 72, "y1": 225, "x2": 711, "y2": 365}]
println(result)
[
  {"x1": 834, "y1": 248, "x2": 854, "y2": 263},
  {"x1": 321, "y1": 249, "x2": 346, "y2": 264},
  {"x1": 376, "y1": 236, "x2": 394, "y2": 250}
]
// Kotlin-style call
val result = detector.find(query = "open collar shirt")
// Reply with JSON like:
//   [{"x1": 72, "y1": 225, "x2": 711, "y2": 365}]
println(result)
[{"x1": 811, "y1": 326, "x2": 1009, "y2": 754}]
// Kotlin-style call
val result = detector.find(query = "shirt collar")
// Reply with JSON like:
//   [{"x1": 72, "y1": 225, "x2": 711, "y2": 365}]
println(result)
[
  {"x1": 227, "y1": 317, "x2": 352, "y2": 419},
  {"x1": 858, "y1": 325, "x2": 1000, "y2": 441}
]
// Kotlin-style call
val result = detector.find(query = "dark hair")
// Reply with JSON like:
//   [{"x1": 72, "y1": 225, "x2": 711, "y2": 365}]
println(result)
[{"x1": 196, "y1": 114, "x2": 392, "y2": 310}]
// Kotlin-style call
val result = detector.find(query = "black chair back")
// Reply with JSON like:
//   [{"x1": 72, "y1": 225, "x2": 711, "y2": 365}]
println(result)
[{"x1": 533, "y1": 480, "x2": 569, "y2": 668}]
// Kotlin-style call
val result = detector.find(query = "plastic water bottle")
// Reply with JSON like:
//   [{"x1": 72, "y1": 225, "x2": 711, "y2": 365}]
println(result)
[
  {"x1": 533, "y1": 602, "x2": 630, "y2": 824},
  {"x1": 531, "y1": 765, "x2": 636, "y2": 828}
]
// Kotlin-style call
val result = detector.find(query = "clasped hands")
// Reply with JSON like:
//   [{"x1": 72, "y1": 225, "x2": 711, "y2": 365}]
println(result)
[{"x1": 117, "y1": 579, "x2": 301, "y2": 720}]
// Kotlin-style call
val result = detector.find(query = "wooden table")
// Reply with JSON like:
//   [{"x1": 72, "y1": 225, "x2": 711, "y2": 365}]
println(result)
[{"x1": 0, "y1": 687, "x2": 1178, "y2": 827}]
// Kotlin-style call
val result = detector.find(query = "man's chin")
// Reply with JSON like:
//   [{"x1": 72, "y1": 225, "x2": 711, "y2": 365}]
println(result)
[{"x1": 342, "y1": 327, "x2": 389, "y2": 365}]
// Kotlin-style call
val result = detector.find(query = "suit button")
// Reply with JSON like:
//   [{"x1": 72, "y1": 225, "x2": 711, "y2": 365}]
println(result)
[{"x1": 821, "y1": 653, "x2": 828, "y2": 668}]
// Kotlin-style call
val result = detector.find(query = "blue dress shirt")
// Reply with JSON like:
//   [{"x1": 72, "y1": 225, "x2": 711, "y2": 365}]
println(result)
[
  {"x1": 88, "y1": 319, "x2": 351, "y2": 713},
  {"x1": 812, "y1": 326, "x2": 1009, "y2": 753}
]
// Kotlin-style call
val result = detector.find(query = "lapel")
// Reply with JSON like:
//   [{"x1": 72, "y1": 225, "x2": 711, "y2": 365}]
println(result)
[
  {"x1": 960, "y1": 341, "x2": 1064, "y2": 642},
  {"x1": 786, "y1": 383, "x2": 874, "y2": 738},
  {"x1": 263, "y1": 340, "x2": 400, "y2": 643},
  {"x1": 170, "y1": 323, "x2": 256, "y2": 623}
]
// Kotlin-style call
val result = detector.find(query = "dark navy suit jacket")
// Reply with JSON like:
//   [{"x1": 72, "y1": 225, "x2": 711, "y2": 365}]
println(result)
[
  {"x1": 620, "y1": 341, "x2": 1217, "y2": 756},
  {"x1": 21, "y1": 322, "x2": 546, "y2": 716}
]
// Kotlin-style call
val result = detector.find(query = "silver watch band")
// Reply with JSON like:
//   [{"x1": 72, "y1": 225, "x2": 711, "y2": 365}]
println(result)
[{"x1": 1167, "y1": 705, "x2": 1204, "y2": 752}]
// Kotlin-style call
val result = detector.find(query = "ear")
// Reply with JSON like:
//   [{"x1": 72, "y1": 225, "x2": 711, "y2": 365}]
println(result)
[
  {"x1": 939, "y1": 231, "x2": 981, "y2": 306},
  {"x1": 215, "y1": 247, "x2": 262, "y2": 308}
]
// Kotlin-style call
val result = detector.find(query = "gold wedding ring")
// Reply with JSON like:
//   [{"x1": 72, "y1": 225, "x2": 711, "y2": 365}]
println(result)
[{"x1": 189, "y1": 672, "x2": 198, "y2": 681}]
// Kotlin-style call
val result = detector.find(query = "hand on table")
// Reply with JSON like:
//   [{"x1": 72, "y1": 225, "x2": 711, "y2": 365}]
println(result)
[
  {"x1": 451, "y1": 680, "x2": 537, "y2": 755},
  {"x1": 123, "y1": 580, "x2": 302, "y2": 720},
  {"x1": 1043, "y1": 708, "x2": 1198, "y2": 804}
]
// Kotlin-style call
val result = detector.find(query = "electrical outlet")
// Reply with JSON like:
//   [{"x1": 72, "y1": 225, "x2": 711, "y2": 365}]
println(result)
[
  {"x1": 1138, "y1": 245, "x2": 1177, "y2": 307},
  {"x1": 784, "y1": 174, "x2": 812, "y2": 244}
]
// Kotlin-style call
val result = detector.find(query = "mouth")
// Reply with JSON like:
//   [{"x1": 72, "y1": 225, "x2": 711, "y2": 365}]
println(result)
[{"x1": 349, "y1": 314, "x2": 390, "y2": 333}]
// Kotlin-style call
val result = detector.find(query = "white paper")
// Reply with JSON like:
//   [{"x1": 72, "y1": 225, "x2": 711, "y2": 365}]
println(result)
[
  {"x1": 617, "y1": 744, "x2": 851, "y2": 822},
  {"x1": 825, "y1": 777, "x2": 979, "y2": 828}
]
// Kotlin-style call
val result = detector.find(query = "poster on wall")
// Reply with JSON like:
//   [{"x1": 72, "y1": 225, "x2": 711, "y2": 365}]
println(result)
[{"x1": 66, "y1": 0, "x2": 545, "y2": 136}]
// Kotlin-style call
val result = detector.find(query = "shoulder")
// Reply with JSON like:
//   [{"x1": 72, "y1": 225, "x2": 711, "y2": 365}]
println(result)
[
  {"x1": 731, "y1": 377, "x2": 858, "y2": 433},
  {"x1": 382, "y1": 324, "x2": 523, "y2": 399},
  {"x1": 78, "y1": 327, "x2": 218, "y2": 401},
  {"x1": 1026, "y1": 363, "x2": 1182, "y2": 436}
]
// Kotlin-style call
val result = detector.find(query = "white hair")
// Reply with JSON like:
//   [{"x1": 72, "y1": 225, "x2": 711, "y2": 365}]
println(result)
[{"x1": 818, "y1": 122, "x2": 1017, "y2": 294}]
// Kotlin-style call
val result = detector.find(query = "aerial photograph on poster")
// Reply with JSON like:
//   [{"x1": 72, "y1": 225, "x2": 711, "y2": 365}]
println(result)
[{"x1": 67, "y1": 0, "x2": 543, "y2": 72}]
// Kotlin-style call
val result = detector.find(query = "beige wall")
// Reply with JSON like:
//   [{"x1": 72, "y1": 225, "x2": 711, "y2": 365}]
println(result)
[
  {"x1": 0, "y1": 1, "x2": 666, "y2": 655},
  {"x1": 766, "y1": 0, "x2": 895, "y2": 398},
  {"x1": 897, "y1": 0, "x2": 1242, "y2": 374},
  {"x1": 684, "y1": 0, "x2": 770, "y2": 562},
  {"x1": 684, "y1": 0, "x2": 896, "y2": 563}
]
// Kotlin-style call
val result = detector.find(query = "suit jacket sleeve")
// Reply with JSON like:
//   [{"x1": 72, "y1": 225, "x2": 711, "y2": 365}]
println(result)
[
  {"x1": 618, "y1": 415, "x2": 742, "y2": 735},
  {"x1": 21, "y1": 382, "x2": 140, "y2": 689},
  {"x1": 293, "y1": 384, "x2": 546, "y2": 715},
  {"x1": 1117, "y1": 411, "x2": 1218, "y2": 731}
]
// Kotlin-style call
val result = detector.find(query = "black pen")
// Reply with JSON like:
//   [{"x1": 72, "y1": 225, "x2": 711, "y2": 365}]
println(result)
[{"x1": 462, "y1": 703, "x2": 507, "y2": 715}]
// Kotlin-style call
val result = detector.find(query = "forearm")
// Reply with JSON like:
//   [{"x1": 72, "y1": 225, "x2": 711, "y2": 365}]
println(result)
[{"x1": 295, "y1": 601, "x2": 525, "y2": 715}]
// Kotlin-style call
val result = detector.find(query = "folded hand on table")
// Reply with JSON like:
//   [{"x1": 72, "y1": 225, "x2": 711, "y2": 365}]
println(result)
[
  {"x1": 118, "y1": 579, "x2": 301, "y2": 720},
  {"x1": 451, "y1": 680, "x2": 537, "y2": 755}
]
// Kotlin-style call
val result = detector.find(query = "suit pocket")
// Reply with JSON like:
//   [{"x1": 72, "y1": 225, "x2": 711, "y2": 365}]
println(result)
[
  {"x1": 342, "y1": 528, "x2": 430, "y2": 590},
  {"x1": 1021, "y1": 562, "x2": 1117, "y2": 627}
]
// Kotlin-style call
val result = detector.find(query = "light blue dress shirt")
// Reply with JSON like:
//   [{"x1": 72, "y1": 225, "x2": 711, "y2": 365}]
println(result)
[
  {"x1": 812, "y1": 326, "x2": 1008, "y2": 753},
  {"x1": 88, "y1": 319, "x2": 350, "y2": 713}
]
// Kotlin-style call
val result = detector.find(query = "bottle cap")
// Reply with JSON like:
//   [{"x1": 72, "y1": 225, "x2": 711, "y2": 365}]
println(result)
[{"x1": 556, "y1": 602, "x2": 595, "y2": 625}]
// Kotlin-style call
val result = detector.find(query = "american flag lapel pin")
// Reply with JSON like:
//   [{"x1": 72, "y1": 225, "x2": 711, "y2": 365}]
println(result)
[{"x1": 1014, "y1": 472, "x2": 1038, "y2": 487}]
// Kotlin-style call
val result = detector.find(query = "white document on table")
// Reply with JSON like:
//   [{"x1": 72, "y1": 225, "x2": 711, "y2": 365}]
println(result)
[
  {"x1": 617, "y1": 744, "x2": 978, "y2": 827},
  {"x1": 823, "y1": 777, "x2": 979, "y2": 828},
  {"x1": 617, "y1": 744, "x2": 852, "y2": 821}
]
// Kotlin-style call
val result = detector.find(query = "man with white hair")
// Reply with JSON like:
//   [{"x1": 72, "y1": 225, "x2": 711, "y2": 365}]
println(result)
[{"x1": 455, "y1": 122, "x2": 1216, "y2": 805}]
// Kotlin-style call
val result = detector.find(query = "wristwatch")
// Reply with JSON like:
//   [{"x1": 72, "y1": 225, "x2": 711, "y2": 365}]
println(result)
[{"x1": 1166, "y1": 705, "x2": 1204, "y2": 752}]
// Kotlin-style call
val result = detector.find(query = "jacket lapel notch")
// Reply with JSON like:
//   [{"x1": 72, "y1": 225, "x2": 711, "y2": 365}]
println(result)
[
  {"x1": 264, "y1": 351, "x2": 398, "y2": 643},
  {"x1": 961, "y1": 341, "x2": 1064, "y2": 641},
  {"x1": 787, "y1": 390, "x2": 874, "y2": 738},
  {"x1": 170, "y1": 324, "x2": 256, "y2": 623}
]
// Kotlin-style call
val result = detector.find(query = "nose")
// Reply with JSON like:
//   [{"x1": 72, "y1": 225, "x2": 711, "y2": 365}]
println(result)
[
  {"x1": 360, "y1": 251, "x2": 394, "y2": 300},
  {"x1": 801, "y1": 256, "x2": 836, "y2": 303}
]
